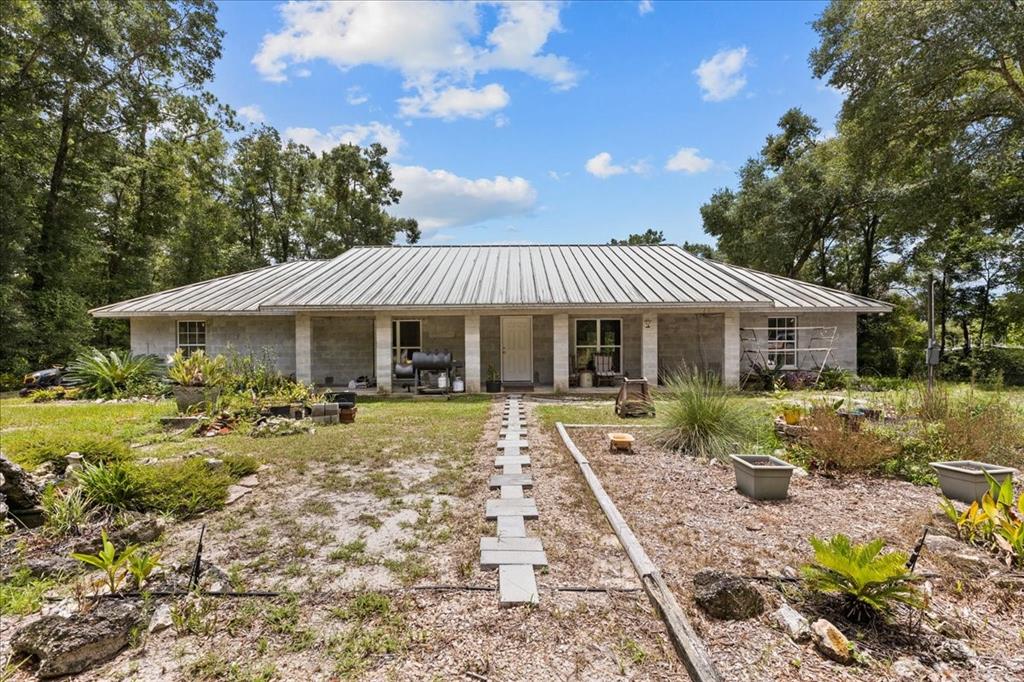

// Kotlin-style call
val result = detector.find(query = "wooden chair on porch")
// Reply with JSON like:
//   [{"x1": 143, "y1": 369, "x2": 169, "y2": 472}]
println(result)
[{"x1": 593, "y1": 354, "x2": 620, "y2": 387}]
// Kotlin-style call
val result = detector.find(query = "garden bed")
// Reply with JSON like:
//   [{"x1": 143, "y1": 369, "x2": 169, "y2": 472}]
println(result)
[{"x1": 568, "y1": 427, "x2": 1024, "y2": 681}]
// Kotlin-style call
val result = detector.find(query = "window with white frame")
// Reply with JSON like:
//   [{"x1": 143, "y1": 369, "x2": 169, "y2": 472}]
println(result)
[
  {"x1": 574, "y1": 319, "x2": 622, "y2": 372},
  {"x1": 176, "y1": 320, "x2": 206, "y2": 357},
  {"x1": 767, "y1": 317, "x2": 797, "y2": 369},
  {"x1": 392, "y1": 320, "x2": 421, "y2": 364}
]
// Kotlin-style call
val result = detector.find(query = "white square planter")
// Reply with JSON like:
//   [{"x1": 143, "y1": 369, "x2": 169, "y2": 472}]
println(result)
[
  {"x1": 930, "y1": 460, "x2": 1016, "y2": 504},
  {"x1": 730, "y1": 454, "x2": 796, "y2": 500}
]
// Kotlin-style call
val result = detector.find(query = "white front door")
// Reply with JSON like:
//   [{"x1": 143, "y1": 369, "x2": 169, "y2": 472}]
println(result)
[{"x1": 501, "y1": 316, "x2": 533, "y2": 382}]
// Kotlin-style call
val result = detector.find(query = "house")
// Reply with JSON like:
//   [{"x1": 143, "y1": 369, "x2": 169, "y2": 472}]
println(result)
[{"x1": 90, "y1": 245, "x2": 890, "y2": 392}]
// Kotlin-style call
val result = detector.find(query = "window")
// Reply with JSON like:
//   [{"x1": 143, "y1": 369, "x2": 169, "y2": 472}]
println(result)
[
  {"x1": 176, "y1": 320, "x2": 206, "y2": 357},
  {"x1": 574, "y1": 319, "x2": 622, "y2": 372},
  {"x1": 392, "y1": 320, "x2": 421, "y2": 364},
  {"x1": 767, "y1": 317, "x2": 797, "y2": 369}
]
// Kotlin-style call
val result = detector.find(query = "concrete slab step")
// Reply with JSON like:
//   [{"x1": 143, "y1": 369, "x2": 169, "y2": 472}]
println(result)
[
  {"x1": 485, "y1": 498, "x2": 538, "y2": 519},
  {"x1": 497, "y1": 440, "x2": 529, "y2": 450},
  {"x1": 489, "y1": 473, "x2": 533, "y2": 488},
  {"x1": 494, "y1": 455, "x2": 530, "y2": 467},
  {"x1": 481, "y1": 549, "x2": 548, "y2": 568},
  {"x1": 496, "y1": 515, "x2": 527, "y2": 537},
  {"x1": 480, "y1": 537, "x2": 544, "y2": 552},
  {"x1": 499, "y1": 564, "x2": 539, "y2": 605},
  {"x1": 500, "y1": 485, "x2": 524, "y2": 498}
]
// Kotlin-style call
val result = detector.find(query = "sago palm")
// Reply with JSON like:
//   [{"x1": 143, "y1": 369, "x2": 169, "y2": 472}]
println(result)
[
  {"x1": 802, "y1": 534, "x2": 925, "y2": 623},
  {"x1": 67, "y1": 348, "x2": 160, "y2": 397}
]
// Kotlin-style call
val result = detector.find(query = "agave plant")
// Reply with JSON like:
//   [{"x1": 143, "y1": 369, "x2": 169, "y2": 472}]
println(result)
[
  {"x1": 802, "y1": 534, "x2": 926, "y2": 623},
  {"x1": 66, "y1": 348, "x2": 161, "y2": 398}
]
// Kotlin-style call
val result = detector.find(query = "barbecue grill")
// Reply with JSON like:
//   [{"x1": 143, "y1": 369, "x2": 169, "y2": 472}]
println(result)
[{"x1": 395, "y1": 350, "x2": 458, "y2": 395}]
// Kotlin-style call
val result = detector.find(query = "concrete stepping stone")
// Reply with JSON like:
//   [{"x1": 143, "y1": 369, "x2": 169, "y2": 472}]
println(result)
[
  {"x1": 499, "y1": 564, "x2": 539, "y2": 605},
  {"x1": 489, "y1": 473, "x2": 533, "y2": 488},
  {"x1": 502, "y1": 463, "x2": 523, "y2": 475},
  {"x1": 496, "y1": 516, "x2": 526, "y2": 537},
  {"x1": 500, "y1": 485, "x2": 524, "y2": 498},
  {"x1": 497, "y1": 440, "x2": 529, "y2": 449},
  {"x1": 494, "y1": 455, "x2": 530, "y2": 467},
  {"x1": 486, "y1": 498, "x2": 538, "y2": 519},
  {"x1": 481, "y1": 548, "x2": 548, "y2": 568},
  {"x1": 480, "y1": 536, "x2": 544, "y2": 552}
]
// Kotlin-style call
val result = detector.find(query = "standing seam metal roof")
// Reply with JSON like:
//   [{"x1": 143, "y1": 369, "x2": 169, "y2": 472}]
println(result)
[{"x1": 89, "y1": 245, "x2": 891, "y2": 315}]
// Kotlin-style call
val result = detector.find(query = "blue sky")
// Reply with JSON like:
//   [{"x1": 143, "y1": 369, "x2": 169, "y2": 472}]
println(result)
[{"x1": 211, "y1": 0, "x2": 842, "y2": 245}]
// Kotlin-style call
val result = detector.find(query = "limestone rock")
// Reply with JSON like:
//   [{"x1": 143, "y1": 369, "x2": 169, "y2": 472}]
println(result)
[
  {"x1": 692, "y1": 569, "x2": 765, "y2": 620},
  {"x1": 924, "y1": 534, "x2": 1000, "y2": 577},
  {"x1": 773, "y1": 603, "x2": 810, "y2": 642},
  {"x1": 891, "y1": 656, "x2": 930, "y2": 679},
  {"x1": 68, "y1": 516, "x2": 165, "y2": 555},
  {"x1": 22, "y1": 555, "x2": 83, "y2": 579},
  {"x1": 810, "y1": 618, "x2": 852, "y2": 664},
  {"x1": 148, "y1": 603, "x2": 173, "y2": 634},
  {"x1": 0, "y1": 454, "x2": 42, "y2": 510},
  {"x1": 10, "y1": 600, "x2": 143, "y2": 678}
]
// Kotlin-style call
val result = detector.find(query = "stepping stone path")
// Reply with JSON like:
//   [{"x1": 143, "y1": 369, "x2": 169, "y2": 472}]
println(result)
[{"x1": 482, "y1": 396, "x2": 547, "y2": 605}]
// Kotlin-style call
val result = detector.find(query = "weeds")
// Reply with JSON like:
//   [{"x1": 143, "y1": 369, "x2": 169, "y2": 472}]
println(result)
[
  {"x1": 41, "y1": 485, "x2": 90, "y2": 536},
  {"x1": 0, "y1": 570, "x2": 54, "y2": 616}
]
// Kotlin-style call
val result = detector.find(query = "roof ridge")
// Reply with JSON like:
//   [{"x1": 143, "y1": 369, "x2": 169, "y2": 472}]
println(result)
[{"x1": 344, "y1": 243, "x2": 682, "y2": 248}]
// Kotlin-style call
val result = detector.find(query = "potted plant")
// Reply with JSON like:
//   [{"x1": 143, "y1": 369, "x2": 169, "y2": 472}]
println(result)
[
  {"x1": 485, "y1": 365, "x2": 502, "y2": 393},
  {"x1": 930, "y1": 460, "x2": 1017, "y2": 504},
  {"x1": 730, "y1": 454, "x2": 797, "y2": 500},
  {"x1": 780, "y1": 402, "x2": 803, "y2": 426},
  {"x1": 167, "y1": 349, "x2": 225, "y2": 413}
]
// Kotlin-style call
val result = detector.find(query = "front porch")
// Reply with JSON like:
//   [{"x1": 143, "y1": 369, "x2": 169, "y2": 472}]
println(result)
[{"x1": 293, "y1": 310, "x2": 743, "y2": 393}]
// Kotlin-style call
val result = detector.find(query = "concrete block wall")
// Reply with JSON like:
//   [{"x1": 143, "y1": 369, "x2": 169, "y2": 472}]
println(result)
[
  {"x1": 657, "y1": 313, "x2": 726, "y2": 380},
  {"x1": 481, "y1": 315, "x2": 501, "y2": 384},
  {"x1": 311, "y1": 316, "x2": 374, "y2": 387},
  {"x1": 421, "y1": 316, "x2": 465, "y2": 362},
  {"x1": 532, "y1": 315, "x2": 553, "y2": 385},
  {"x1": 738, "y1": 312, "x2": 858, "y2": 373},
  {"x1": 130, "y1": 316, "x2": 296, "y2": 376}
]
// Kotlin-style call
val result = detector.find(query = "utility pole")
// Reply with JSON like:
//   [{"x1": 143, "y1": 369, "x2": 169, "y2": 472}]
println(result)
[{"x1": 926, "y1": 274, "x2": 938, "y2": 391}]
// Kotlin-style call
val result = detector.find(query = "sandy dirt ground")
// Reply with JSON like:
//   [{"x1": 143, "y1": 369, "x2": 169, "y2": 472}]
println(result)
[
  {"x1": 4, "y1": 400, "x2": 687, "y2": 681},
  {"x1": 568, "y1": 427, "x2": 1024, "y2": 682}
]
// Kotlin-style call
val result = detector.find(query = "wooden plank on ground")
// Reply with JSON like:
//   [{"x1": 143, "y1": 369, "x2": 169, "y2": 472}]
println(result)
[
  {"x1": 498, "y1": 564, "x2": 539, "y2": 605},
  {"x1": 489, "y1": 473, "x2": 533, "y2": 488},
  {"x1": 481, "y1": 549, "x2": 548, "y2": 568},
  {"x1": 485, "y1": 498, "x2": 538, "y2": 519},
  {"x1": 496, "y1": 515, "x2": 526, "y2": 537}
]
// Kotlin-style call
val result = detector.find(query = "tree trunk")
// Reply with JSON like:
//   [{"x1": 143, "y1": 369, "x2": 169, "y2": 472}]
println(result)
[
  {"x1": 960, "y1": 318, "x2": 971, "y2": 356},
  {"x1": 859, "y1": 215, "x2": 878, "y2": 297},
  {"x1": 33, "y1": 89, "x2": 74, "y2": 292}
]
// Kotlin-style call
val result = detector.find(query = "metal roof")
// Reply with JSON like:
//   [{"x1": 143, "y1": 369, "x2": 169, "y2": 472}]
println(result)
[{"x1": 90, "y1": 245, "x2": 891, "y2": 316}]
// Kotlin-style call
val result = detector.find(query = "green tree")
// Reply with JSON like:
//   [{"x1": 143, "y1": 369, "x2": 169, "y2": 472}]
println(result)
[{"x1": 609, "y1": 229, "x2": 665, "y2": 245}]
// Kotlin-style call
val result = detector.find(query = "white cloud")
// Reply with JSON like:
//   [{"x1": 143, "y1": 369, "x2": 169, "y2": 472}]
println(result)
[
  {"x1": 284, "y1": 122, "x2": 404, "y2": 156},
  {"x1": 665, "y1": 147, "x2": 713, "y2": 174},
  {"x1": 547, "y1": 170, "x2": 565, "y2": 181},
  {"x1": 694, "y1": 47, "x2": 749, "y2": 102},
  {"x1": 237, "y1": 105, "x2": 266, "y2": 125},
  {"x1": 346, "y1": 86, "x2": 369, "y2": 105},
  {"x1": 398, "y1": 83, "x2": 510, "y2": 119},
  {"x1": 494, "y1": 113, "x2": 509, "y2": 128},
  {"x1": 391, "y1": 165, "x2": 536, "y2": 231},
  {"x1": 638, "y1": 0, "x2": 654, "y2": 15},
  {"x1": 253, "y1": 1, "x2": 578, "y2": 120},
  {"x1": 585, "y1": 152, "x2": 649, "y2": 178},
  {"x1": 585, "y1": 152, "x2": 626, "y2": 178}
]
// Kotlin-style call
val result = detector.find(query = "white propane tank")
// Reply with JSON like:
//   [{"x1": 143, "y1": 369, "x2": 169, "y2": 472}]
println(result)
[
  {"x1": 437, "y1": 373, "x2": 448, "y2": 389},
  {"x1": 453, "y1": 377, "x2": 464, "y2": 392}
]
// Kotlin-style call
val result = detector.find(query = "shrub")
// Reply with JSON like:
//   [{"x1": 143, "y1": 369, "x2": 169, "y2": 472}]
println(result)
[
  {"x1": 658, "y1": 370, "x2": 758, "y2": 460},
  {"x1": 223, "y1": 348, "x2": 291, "y2": 396},
  {"x1": 5, "y1": 432, "x2": 131, "y2": 472},
  {"x1": 801, "y1": 407, "x2": 897, "y2": 474},
  {"x1": 67, "y1": 348, "x2": 162, "y2": 398},
  {"x1": 938, "y1": 393, "x2": 1023, "y2": 468},
  {"x1": 802, "y1": 534, "x2": 925, "y2": 623},
  {"x1": 223, "y1": 454, "x2": 258, "y2": 478},
  {"x1": 41, "y1": 485, "x2": 91, "y2": 536},
  {"x1": 30, "y1": 386, "x2": 82, "y2": 402},
  {"x1": 76, "y1": 462, "x2": 146, "y2": 511},
  {"x1": 167, "y1": 349, "x2": 226, "y2": 387}
]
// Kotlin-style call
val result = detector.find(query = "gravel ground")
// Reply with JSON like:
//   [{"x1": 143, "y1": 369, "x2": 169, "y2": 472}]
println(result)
[{"x1": 568, "y1": 426, "x2": 1024, "y2": 682}]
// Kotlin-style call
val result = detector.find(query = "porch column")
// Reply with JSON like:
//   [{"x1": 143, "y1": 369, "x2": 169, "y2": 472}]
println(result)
[
  {"x1": 374, "y1": 313, "x2": 392, "y2": 393},
  {"x1": 553, "y1": 313, "x2": 569, "y2": 392},
  {"x1": 464, "y1": 314, "x2": 481, "y2": 393},
  {"x1": 723, "y1": 310, "x2": 740, "y2": 387},
  {"x1": 641, "y1": 312, "x2": 658, "y2": 384},
  {"x1": 295, "y1": 313, "x2": 312, "y2": 384}
]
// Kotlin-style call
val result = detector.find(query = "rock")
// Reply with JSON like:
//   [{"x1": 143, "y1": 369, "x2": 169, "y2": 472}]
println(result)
[
  {"x1": 41, "y1": 598, "x2": 78, "y2": 619},
  {"x1": 183, "y1": 446, "x2": 224, "y2": 459},
  {"x1": 891, "y1": 656, "x2": 930, "y2": 679},
  {"x1": 68, "y1": 517, "x2": 165, "y2": 555},
  {"x1": 22, "y1": 555, "x2": 84, "y2": 580},
  {"x1": 810, "y1": 618, "x2": 852, "y2": 664},
  {"x1": 773, "y1": 603, "x2": 810, "y2": 643},
  {"x1": 692, "y1": 569, "x2": 765, "y2": 620},
  {"x1": 932, "y1": 638, "x2": 975, "y2": 663},
  {"x1": 10, "y1": 600, "x2": 143, "y2": 678},
  {"x1": 924, "y1": 534, "x2": 1000, "y2": 577},
  {"x1": 148, "y1": 603, "x2": 173, "y2": 634},
  {"x1": 236, "y1": 474, "x2": 259, "y2": 488},
  {"x1": 225, "y1": 485, "x2": 251, "y2": 505},
  {"x1": 0, "y1": 455, "x2": 42, "y2": 510},
  {"x1": 204, "y1": 458, "x2": 224, "y2": 471}
]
